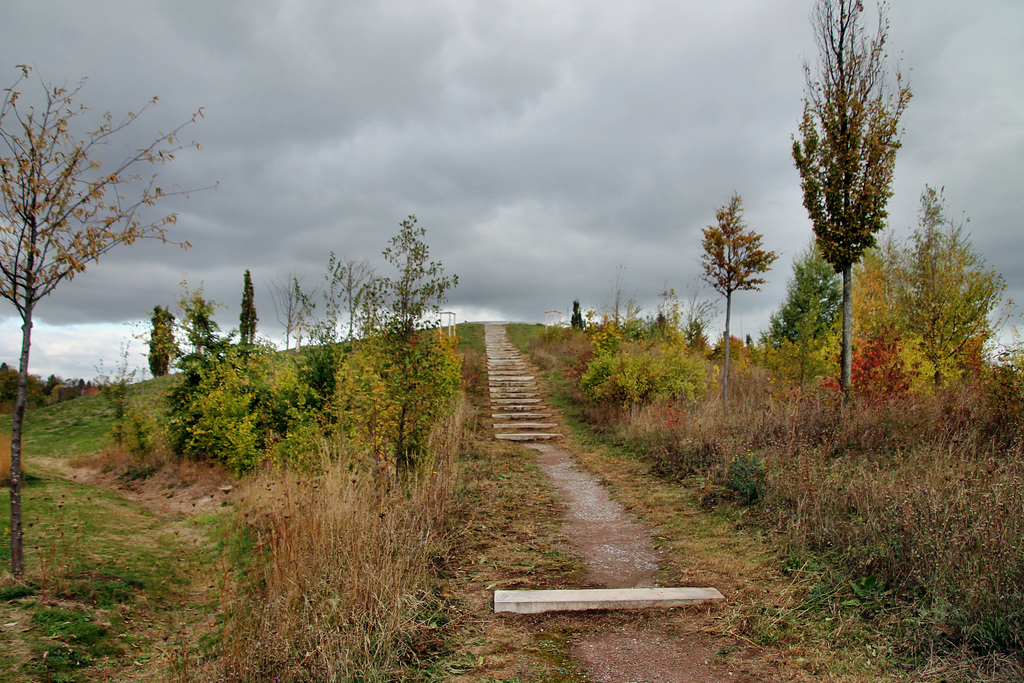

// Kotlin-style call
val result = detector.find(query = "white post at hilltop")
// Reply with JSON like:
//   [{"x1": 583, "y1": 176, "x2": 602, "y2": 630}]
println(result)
[
  {"x1": 545, "y1": 311, "x2": 563, "y2": 329},
  {"x1": 439, "y1": 311, "x2": 456, "y2": 338}
]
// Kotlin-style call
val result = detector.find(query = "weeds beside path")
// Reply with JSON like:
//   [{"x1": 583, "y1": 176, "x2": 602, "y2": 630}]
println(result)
[
  {"x1": 442, "y1": 325, "x2": 793, "y2": 681},
  {"x1": 443, "y1": 323, "x2": 1000, "y2": 682}
]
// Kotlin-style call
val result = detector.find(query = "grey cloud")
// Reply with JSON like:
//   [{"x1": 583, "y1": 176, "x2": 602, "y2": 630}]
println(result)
[{"x1": 2, "y1": 0, "x2": 1022, "y2": 379}]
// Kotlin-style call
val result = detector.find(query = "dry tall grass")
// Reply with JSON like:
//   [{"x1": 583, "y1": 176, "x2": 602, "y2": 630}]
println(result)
[
  {"x1": 755, "y1": 385, "x2": 1024, "y2": 650},
  {"x1": 525, "y1": 327, "x2": 1024, "y2": 655},
  {"x1": 211, "y1": 397, "x2": 470, "y2": 681},
  {"x1": 655, "y1": 377, "x2": 1024, "y2": 650}
]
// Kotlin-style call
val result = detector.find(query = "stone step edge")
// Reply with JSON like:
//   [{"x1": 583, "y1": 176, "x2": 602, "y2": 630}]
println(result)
[
  {"x1": 491, "y1": 413, "x2": 551, "y2": 419},
  {"x1": 493, "y1": 423, "x2": 558, "y2": 430},
  {"x1": 493, "y1": 587, "x2": 725, "y2": 614},
  {"x1": 495, "y1": 433, "x2": 560, "y2": 441}
]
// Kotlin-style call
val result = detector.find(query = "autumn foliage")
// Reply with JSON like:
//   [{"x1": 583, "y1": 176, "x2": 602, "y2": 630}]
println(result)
[{"x1": 849, "y1": 328, "x2": 910, "y2": 402}]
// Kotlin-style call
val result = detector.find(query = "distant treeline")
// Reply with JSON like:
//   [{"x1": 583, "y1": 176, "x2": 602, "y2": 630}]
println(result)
[{"x1": 0, "y1": 363, "x2": 97, "y2": 414}]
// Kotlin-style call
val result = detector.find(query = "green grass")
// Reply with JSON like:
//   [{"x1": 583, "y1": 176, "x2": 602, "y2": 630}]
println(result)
[
  {"x1": 0, "y1": 467, "x2": 220, "y2": 681},
  {"x1": 0, "y1": 373, "x2": 222, "y2": 682},
  {"x1": 1, "y1": 470, "x2": 195, "y2": 595},
  {"x1": 506, "y1": 323, "x2": 544, "y2": 353},
  {"x1": 0, "y1": 374, "x2": 176, "y2": 461},
  {"x1": 456, "y1": 323, "x2": 486, "y2": 355}
]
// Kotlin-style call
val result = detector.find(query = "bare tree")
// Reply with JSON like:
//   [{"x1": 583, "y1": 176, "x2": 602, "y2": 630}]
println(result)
[
  {"x1": 681, "y1": 285, "x2": 718, "y2": 351},
  {"x1": 340, "y1": 256, "x2": 373, "y2": 341},
  {"x1": 601, "y1": 264, "x2": 639, "y2": 327},
  {"x1": 312, "y1": 253, "x2": 374, "y2": 342},
  {"x1": 267, "y1": 272, "x2": 306, "y2": 349},
  {"x1": 0, "y1": 67, "x2": 205, "y2": 577}
]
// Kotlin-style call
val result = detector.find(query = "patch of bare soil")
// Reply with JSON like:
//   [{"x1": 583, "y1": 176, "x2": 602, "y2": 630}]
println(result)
[
  {"x1": 519, "y1": 438, "x2": 776, "y2": 682},
  {"x1": 61, "y1": 450, "x2": 236, "y2": 517},
  {"x1": 573, "y1": 626, "x2": 751, "y2": 683}
]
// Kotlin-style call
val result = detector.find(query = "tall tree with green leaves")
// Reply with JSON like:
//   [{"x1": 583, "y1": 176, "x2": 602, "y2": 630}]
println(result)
[
  {"x1": 766, "y1": 241, "x2": 842, "y2": 346},
  {"x1": 356, "y1": 216, "x2": 459, "y2": 476},
  {"x1": 792, "y1": 0, "x2": 912, "y2": 395},
  {"x1": 700, "y1": 193, "x2": 777, "y2": 406},
  {"x1": 0, "y1": 67, "x2": 204, "y2": 577},
  {"x1": 148, "y1": 305, "x2": 176, "y2": 378},
  {"x1": 239, "y1": 269, "x2": 257, "y2": 346},
  {"x1": 897, "y1": 186, "x2": 1005, "y2": 386}
]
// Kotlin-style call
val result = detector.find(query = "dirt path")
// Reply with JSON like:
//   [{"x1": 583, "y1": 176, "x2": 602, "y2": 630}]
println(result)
[
  {"x1": 483, "y1": 324, "x2": 761, "y2": 683},
  {"x1": 527, "y1": 442, "x2": 658, "y2": 589}
]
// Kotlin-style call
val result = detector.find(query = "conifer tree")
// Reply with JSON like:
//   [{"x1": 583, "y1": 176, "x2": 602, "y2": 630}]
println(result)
[
  {"x1": 571, "y1": 299, "x2": 584, "y2": 329},
  {"x1": 239, "y1": 269, "x2": 257, "y2": 346},
  {"x1": 766, "y1": 242, "x2": 841, "y2": 346},
  {"x1": 148, "y1": 305, "x2": 176, "y2": 378}
]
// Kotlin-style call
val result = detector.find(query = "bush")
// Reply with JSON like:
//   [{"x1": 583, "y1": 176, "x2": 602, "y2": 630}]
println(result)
[
  {"x1": 343, "y1": 333, "x2": 461, "y2": 476},
  {"x1": 167, "y1": 340, "x2": 274, "y2": 474},
  {"x1": 985, "y1": 352, "x2": 1024, "y2": 449},
  {"x1": 581, "y1": 343, "x2": 707, "y2": 408},
  {"x1": 213, "y1": 400, "x2": 468, "y2": 680},
  {"x1": 725, "y1": 451, "x2": 767, "y2": 505}
]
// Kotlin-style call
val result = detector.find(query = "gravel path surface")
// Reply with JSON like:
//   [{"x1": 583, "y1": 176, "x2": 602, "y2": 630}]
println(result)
[
  {"x1": 527, "y1": 442, "x2": 659, "y2": 589},
  {"x1": 484, "y1": 324, "x2": 747, "y2": 682}
]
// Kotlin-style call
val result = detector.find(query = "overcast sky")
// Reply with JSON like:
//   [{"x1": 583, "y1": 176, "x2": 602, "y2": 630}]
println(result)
[{"x1": 2, "y1": 0, "x2": 1022, "y2": 380}]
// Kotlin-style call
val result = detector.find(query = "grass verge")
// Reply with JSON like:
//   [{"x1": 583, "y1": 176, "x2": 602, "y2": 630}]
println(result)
[{"x1": 1, "y1": 467, "x2": 222, "y2": 682}]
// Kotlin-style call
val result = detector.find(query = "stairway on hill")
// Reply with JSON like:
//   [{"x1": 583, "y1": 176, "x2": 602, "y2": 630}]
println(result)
[{"x1": 484, "y1": 324, "x2": 561, "y2": 442}]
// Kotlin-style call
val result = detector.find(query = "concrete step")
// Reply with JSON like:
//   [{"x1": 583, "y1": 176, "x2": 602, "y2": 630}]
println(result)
[
  {"x1": 493, "y1": 587, "x2": 725, "y2": 614},
  {"x1": 491, "y1": 398, "x2": 542, "y2": 405},
  {"x1": 495, "y1": 433, "x2": 560, "y2": 441},
  {"x1": 490, "y1": 413, "x2": 552, "y2": 419},
  {"x1": 494, "y1": 423, "x2": 558, "y2": 430}
]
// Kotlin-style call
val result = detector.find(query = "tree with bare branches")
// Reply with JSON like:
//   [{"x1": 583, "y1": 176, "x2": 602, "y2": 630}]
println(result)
[
  {"x1": 0, "y1": 66, "x2": 205, "y2": 577},
  {"x1": 267, "y1": 273, "x2": 306, "y2": 350}
]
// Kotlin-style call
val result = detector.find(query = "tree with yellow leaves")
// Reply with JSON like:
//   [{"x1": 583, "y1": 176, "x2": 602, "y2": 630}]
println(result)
[
  {"x1": 0, "y1": 66, "x2": 206, "y2": 577},
  {"x1": 792, "y1": 0, "x2": 912, "y2": 395},
  {"x1": 700, "y1": 193, "x2": 777, "y2": 407}
]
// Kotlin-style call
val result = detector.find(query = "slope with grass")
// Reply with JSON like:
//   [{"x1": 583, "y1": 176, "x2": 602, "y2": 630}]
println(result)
[{"x1": 1, "y1": 381, "x2": 227, "y2": 682}]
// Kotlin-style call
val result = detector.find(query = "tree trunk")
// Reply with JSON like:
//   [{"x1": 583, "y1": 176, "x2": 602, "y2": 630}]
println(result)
[
  {"x1": 9, "y1": 311, "x2": 33, "y2": 578},
  {"x1": 723, "y1": 290, "x2": 732, "y2": 408},
  {"x1": 841, "y1": 264, "x2": 853, "y2": 397}
]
